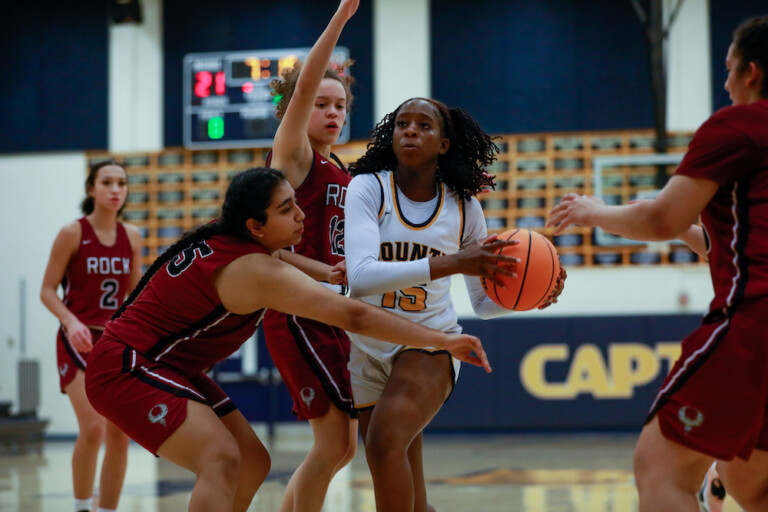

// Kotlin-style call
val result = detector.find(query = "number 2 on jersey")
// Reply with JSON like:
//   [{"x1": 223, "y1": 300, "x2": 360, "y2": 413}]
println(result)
[{"x1": 381, "y1": 286, "x2": 427, "y2": 312}]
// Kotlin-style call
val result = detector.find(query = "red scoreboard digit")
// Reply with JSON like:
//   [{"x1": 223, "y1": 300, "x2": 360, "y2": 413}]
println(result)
[{"x1": 183, "y1": 47, "x2": 350, "y2": 150}]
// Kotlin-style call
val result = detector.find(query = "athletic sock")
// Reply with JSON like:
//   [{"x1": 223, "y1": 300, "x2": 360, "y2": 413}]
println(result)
[{"x1": 74, "y1": 497, "x2": 92, "y2": 512}]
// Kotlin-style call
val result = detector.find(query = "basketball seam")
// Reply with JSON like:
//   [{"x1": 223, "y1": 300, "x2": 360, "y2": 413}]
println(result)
[
  {"x1": 532, "y1": 233, "x2": 557, "y2": 308},
  {"x1": 511, "y1": 230, "x2": 531, "y2": 310}
]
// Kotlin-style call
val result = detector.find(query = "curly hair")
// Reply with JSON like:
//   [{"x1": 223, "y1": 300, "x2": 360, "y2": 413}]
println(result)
[
  {"x1": 348, "y1": 98, "x2": 499, "y2": 201},
  {"x1": 81, "y1": 159, "x2": 128, "y2": 216},
  {"x1": 733, "y1": 16, "x2": 768, "y2": 97},
  {"x1": 270, "y1": 59, "x2": 355, "y2": 120},
  {"x1": 112, "y1": 167, "x2": 286, "y2": 320}
]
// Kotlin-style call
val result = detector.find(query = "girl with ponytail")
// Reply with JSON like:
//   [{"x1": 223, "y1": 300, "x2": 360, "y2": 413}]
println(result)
[{"x1": 84, "y1": 167, "x2": 491, "y2": 512}]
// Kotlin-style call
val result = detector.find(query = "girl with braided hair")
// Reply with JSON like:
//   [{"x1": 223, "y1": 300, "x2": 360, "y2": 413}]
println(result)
[
  {"x1": 345, "y1": 98, "x2": 565, "y2": 512},
  {"x1": 84, "y1": 167, "x2": 491, "y2": 512}
]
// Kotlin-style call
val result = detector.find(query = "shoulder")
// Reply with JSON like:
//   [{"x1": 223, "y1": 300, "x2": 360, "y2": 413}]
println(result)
[
  {"x1": 122, "y1": 223, "x2": 143, "y2": 249},
  {"x1": 463, "y1": 196, "x2": 484, "y2": 217},
  {"x1": 350, "y1": 172, "x2": 386, "y2": 194},
  {"x1": 58, "y1": 219, "x2": 83, "y2": 243}
]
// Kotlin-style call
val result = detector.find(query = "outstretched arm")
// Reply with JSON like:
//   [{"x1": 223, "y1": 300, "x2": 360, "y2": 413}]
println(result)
[
  {"x1": 270, "y1": 0, "x2": 359, "y2": 187},
  {"x1": 216, "y1": 252, "x2": 491, "y2": 372},
  {"x1": 547, "y1": 175, "x2": 718, "y2": 241}
]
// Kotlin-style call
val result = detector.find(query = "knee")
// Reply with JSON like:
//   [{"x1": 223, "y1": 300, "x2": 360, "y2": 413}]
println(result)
[
  {"x1": 200, "y1": 439, "x2": 241, "y2": 483},
  {"x1": 105, "y1": 426, "x2": 130, "y2": 451},
  {"x1": 241, "y1": 438, "x2": 271, "y2": 487},
  {"x1": 364, "y1": 429, "x2": 402, "y2": 465},
  {"x1": 78, "y1": 420, "x2": 106, "y2": 446}
]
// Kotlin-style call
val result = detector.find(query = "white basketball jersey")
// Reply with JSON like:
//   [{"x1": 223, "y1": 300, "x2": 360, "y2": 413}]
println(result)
[{"x1": 348, "y1": 170, "x2": 471, "y2": 360}]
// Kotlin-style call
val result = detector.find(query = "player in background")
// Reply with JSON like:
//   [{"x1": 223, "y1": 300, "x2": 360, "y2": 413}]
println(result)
[
  {"x1": 263, "y1": 1, "x2": 360, "y2": 510},
  {"x1": 548, "y1": 15, "x2": 768, "y2": 512},
  {"x1": 345, "y1": 97, "x2": 565, "y2": 512},
  {"x1": 84, "y1": 167, "x2": 492, "y2": 512},
  {"x1": 40, "y1": 160, "x2": 143, "y2": 512}
]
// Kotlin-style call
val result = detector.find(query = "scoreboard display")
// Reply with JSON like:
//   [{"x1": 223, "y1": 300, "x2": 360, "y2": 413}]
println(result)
[{"x1": 183, "y1": 47, "x2": 350, "y2": 150}]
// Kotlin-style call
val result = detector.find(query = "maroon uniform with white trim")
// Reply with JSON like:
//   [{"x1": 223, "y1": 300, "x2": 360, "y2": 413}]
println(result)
[
  {"x1": 57, "y1": 217, "x2": 133, "y2": 392},
  {"x1": 649, "y1": 100, "x2": 768, "y2": 460},
  {"x1": 263, "y1": 150, "x2": 355, "y2": 419},
  {"x1": 85, "y1": 234, "x2": 267, "y2": 454}
]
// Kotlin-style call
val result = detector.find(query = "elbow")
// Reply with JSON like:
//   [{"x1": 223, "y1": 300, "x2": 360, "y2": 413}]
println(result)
[{"x1": 647, "y1": 210, "x2": 689, "y2": 241}]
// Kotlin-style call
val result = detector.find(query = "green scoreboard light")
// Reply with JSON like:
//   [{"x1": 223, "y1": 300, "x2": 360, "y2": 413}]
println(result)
[{"x1": 183, "y1": 47, "x2": 350, "y2": 150}]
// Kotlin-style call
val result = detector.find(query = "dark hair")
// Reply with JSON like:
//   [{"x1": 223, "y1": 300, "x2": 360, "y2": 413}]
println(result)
[
  {"x1": 113, "y1": 167, "x2": 286, "y2": 319},
  {"x1": 733, "y1": 15, "x2": 768, "y2": 97},
  {"x1": 81, "y1": 159, "x2": 128, "y2": 215},
  {"x1": 348, "y1": 98, "x2": 499, "y2": 201},
  {"x1": 270, "y1": 59, "x2": 355, "y2": 121}
]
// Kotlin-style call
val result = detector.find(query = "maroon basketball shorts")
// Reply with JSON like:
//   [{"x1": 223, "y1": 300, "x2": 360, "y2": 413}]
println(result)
[
  {"x1": 57, "y1": 326, "x2": 103, "y2": 393},
  {"x1": 648, "y1": 296, "x2": 768, "y2": 460},
  {"x1": 85, "y1": 335, "x2": 235, "y2": 455},
  {"x1": 264, "y1": 315, "x2": 355, "y2": 420}
]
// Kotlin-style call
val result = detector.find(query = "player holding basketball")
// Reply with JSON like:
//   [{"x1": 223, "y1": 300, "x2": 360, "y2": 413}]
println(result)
[
  {"x1": 83, "y1": 167, "x2": 491, "y2": 512},
  {"x1": 40, "y1": 160, "x2": 142, "y2": 512},
  {"x1": 345, "y1": 97, "x2": 566, "y2": 512},
  {"x1": 548, "y1": 15, "x2": 768, "y2": 512},
  {"x1": 262, "y1": 1, "x2": 360, "y2": 510}
]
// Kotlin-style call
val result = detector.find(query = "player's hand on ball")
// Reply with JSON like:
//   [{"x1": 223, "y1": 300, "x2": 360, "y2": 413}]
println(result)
[
  {"x1": 444, "y1": 334, "x2": 492, "y2": 373},
  {"x1": 547, "y1": 193, "x2": 605, "y2": 235},
  {"x1": 456, "y1": 235, "x2": 520, "y2": 285},
  {"x1": 538, "y1": 264, "x2": 567, "y2": 310}
]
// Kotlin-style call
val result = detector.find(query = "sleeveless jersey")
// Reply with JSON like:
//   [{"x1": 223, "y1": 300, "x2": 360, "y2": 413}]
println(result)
[
  {"x1": 103, "y1": 234, "x2": 268, "y2": 375},
  {"x1": 674, "y1": 100, "x2": 768, "y2": 315},
  {"x1": 62, "y1": 217, "x2": 133, "y2": 327},
  {"x1": 347, "y1": 170, "x2": 471, "y2": 360},
  {"x1": 266, "y1": 150, "x2": 350, "y2": 265}
]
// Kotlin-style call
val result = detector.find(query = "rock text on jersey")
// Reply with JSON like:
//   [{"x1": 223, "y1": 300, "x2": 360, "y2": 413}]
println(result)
[
  {"x1": 86, "y1": 257, "x2": 130, "y2": 275},
  {"x1": 326, "y1": 184, "x2": 347, "y2": 208},
  {"x1": 379, "y1": 242, "x2": 444, "y2": 261}
]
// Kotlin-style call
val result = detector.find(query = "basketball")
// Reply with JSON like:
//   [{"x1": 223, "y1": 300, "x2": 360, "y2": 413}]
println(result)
[{"x1": 481, "y1": 229, "x2": 561, "y2": 311}]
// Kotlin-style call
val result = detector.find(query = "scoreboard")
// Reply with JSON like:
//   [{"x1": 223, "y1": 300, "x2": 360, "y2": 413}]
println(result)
[{"x1": 183, "y1": 47, "x2": 350, "y2": 150}]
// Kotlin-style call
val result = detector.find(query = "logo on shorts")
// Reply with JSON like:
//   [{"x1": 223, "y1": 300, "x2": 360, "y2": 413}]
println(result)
[
  {"x1": 678, "y1": 405, "x2": 704, "y2": 433},
  {"x1": 300, "y1": 387, "x2": 316, "y2": 408},
  {"x1": 58, "y1": 364, "x2": 68, "y2": 377},
  {"x1": 148, "y1": 403, "x2": 169, "y2": 426}
]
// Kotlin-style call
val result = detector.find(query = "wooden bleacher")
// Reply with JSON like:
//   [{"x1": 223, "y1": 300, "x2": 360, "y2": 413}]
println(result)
[{"x1": 89, "y1": 128, "x2": 699, "y2": 269}]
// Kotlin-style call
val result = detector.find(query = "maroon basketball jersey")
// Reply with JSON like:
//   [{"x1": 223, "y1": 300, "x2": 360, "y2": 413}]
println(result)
[
  {"x1": 267, "y1": 150, "x2": 350, "y2": 265},
  {"x1": 62, "y1": 217, "x2": 133, "y2": 327},
  {"x1": 103, "y1": 234, "x2": 268, "y2": 375},
  {"x1": 674, "y1": 100, "x2": 768, "y2": 314}
]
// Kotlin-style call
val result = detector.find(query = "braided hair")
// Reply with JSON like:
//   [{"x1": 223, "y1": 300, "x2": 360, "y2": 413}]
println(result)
[
  {"x1": 348, "y1": 98, "x2": 499, "y2": 201},
  {"x1": 81, "y1": 159, "x2": 128, "y2": 216},
  {"x1": 112, "y1": 167, "x2": 286, "y2": 320}
]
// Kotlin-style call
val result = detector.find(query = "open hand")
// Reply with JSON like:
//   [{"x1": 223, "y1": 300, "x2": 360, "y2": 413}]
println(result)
[
  {"x1": 547, "y1": 193, "x2": 605, "y2": 235},
  {"x1": 455, "y1": 234, "x2": 520, "y2": 287}
]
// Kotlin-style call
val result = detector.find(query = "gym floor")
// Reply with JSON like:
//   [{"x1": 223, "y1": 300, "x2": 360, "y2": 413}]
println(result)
[{"x1": 0, "y1": 427, "x2": 742, "y2": 512}]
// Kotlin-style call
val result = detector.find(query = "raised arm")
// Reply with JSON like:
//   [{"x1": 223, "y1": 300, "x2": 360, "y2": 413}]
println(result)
[
  {"x1": 270, "y1": 0, "x2": 359, "y2": 187},
  {"x1": 216, "y1": 251, "x2": 491, "y2": 372}
]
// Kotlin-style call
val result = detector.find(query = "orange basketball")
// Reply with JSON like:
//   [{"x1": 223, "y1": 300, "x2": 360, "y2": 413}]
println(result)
[{"x1": 481, "y1": 229, "x2": 561, "y2": 311}]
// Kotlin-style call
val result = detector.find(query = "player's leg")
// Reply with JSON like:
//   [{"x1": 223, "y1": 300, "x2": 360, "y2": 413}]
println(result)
[
  {"x1": 219, "y1": 409, "x2": 271, "y2": 512},
  {"x1": 96, "y1": 420, "x2": 130, "y2": 510},
  {"x1": 718, "y1": 448, "x2": 768, "y2": 511},
  {"x1": 65, "y1": 370, "x2": 106, "y2": 508},
  {"x1": 364, "y1": 351, "x2": 453, "y2": 512},
  {"x1": 634, "y1": 416, "x2": 714, "y2": 512},
  {"x1": 278, "y1": 405, "x2": 355, "y2": 512},
  {"x1": 156, "y1": 400, "x2": 242, "y2": 512}
]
